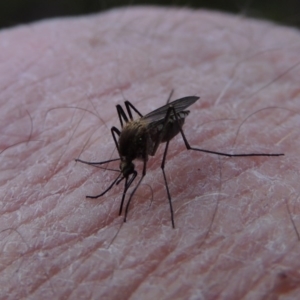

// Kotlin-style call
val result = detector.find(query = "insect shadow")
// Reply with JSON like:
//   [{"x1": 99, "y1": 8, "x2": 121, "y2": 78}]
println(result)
[{"x1": 76, "y1": 94, "x2": 284, "y2": 228}]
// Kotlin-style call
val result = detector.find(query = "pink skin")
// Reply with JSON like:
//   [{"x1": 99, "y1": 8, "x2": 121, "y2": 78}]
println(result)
[{"x1": 1, "y1": 7, "x2": 300, "y2": 299}]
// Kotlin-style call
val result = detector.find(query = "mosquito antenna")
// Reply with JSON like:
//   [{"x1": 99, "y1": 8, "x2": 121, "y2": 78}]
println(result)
[
  {"x1": 116, "y1": 104, "x2": 129, "y2": 128},
  {"x1": 125, "y1": 101, "x2": 143, "y2": 120},
  {"x1": 86, "y1": 173, "x2": 122, "y2": 199}
]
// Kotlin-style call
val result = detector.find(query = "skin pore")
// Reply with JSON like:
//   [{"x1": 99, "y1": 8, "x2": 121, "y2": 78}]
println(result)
[{"x1": 0, "y1": 7, "x2": 300, "y2": 299}]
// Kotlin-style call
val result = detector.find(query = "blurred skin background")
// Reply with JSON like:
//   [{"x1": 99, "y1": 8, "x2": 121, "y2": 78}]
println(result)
[{"x1": 0, "y1": 0, "x2": 299, "y2": 29}]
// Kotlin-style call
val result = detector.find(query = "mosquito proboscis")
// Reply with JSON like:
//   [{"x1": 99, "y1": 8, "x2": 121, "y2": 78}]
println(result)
[{"x1": 75, "y1": 95, "x2": 284, "y2": 228}]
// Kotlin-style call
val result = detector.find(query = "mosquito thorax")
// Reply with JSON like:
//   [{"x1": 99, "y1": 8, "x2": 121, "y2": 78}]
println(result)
[{"x1": 118, "y1": 120, "x2": 147, "y2": 161}]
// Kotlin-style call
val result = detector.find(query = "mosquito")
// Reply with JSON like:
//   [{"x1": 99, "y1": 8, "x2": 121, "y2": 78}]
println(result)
[{"x1": 76, "y1": 95, "x2": 284, "y2": 228}]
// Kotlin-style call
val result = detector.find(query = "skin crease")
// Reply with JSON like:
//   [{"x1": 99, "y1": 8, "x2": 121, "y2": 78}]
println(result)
[{"x1": 1, "y1": 6, "x2": 300, "y2": 300}]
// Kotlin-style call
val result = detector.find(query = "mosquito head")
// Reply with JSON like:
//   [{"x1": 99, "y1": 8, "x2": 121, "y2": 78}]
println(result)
[{"x1": 120, "y1": 159, "x2": 135, "y2": 178}]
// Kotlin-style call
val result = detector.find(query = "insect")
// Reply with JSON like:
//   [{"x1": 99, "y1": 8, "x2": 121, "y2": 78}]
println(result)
[{"x1": 76, "y1": 95, "x2": 284, "y2": 228}]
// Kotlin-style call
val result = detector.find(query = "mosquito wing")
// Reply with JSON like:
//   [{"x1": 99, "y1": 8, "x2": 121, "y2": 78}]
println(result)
[{"x1": 141, "y1": 96, "x2": 199, "y2": 124}]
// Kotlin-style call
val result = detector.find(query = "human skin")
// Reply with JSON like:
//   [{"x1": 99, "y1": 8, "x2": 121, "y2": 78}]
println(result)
[{"x1": 1, "y1": 6, "x2": 300, "y2": 299}]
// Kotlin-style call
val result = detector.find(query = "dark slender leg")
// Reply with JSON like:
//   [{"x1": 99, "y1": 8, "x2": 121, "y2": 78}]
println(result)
[
  {"x1": 119, "y1": 171, "x2": 137, "y2": 216},
  {"x1": 150, "y1": 106, "x2": 178, "y2": 227},
  {"x1": 124, "y1": 160, "x2": 147, "y2": 223},
  {"x1": 111, "y1": 127, "x2": 121, "y2": 155},
  {"x1": 169, "y1": 107, "x2": 284, "y2": 157},
  {"x1": 119, "y1": 177, "x2": 129, "y2": 215},
  {"x1": 125, "y1": 101, "x2": 143, "y2": 119},
  {"x1": 116, "y1": 104, "x2": 129, "y2": 128},
  {"x1": 86, "y1": 173, "x2": 121, "y2": 199},
  {"x1": 75, "y1": 158, "x2": 120, "y2": 166},
  {"x1": 157, "y1": 105, "x2": 283, "y2": 228},
  {"x1": 160, "y1": 140, "x2": 175, "y2": 228},
  {"x1": 166, "y1": 89, "x2": 174, "y2": 104},
  {"x1": 150, "y1": 104, "x2": 175, "y2": 156},
  {"x1": 75, "y1": 126, "x2": 123, "y2": 199}
]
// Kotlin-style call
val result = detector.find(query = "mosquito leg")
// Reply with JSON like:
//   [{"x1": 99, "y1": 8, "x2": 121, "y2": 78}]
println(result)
[
  {"x1": 166, "y1": 89, "x2": 174, "y2": 104},
  {"x1": 119, "y1": 177, "x2": 128, "y2": 215},
  {"x1": 111, "y1": 127, "x2": 121, "y2": 155},
  {"x1": 75, "y1": 158, "x2": 120, "y2": 166},
  {"x1": 116, "y1": 104, "x2": 129, "y2": 128},
  {"x1": 75, "y1": 126, "x2": 121, "y2": 172},
  {"x1": 161, "y1": 140, "x2": 175, "y2": 228},
  {"x1": 119, "y1": 172, "x2": 137, "y2": 216},
  {"x1": 124, "y1": 160, "x2": 147, "y2": 223},
  {"x1": 146, "y1": 105, "x2": 176, "y2": 227},
  {"x1": 169, "y1": 107, "x2": 284, "y2": 157},
  {"x1": 125, "y1": 101, "x2": 143, "y2": 119},
  {"x1": 150, "y1": 105, "x2": 174, "y2": 156},
  {"x1": 86, "y1": 173, "x2": 121, "y2": 199}
]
